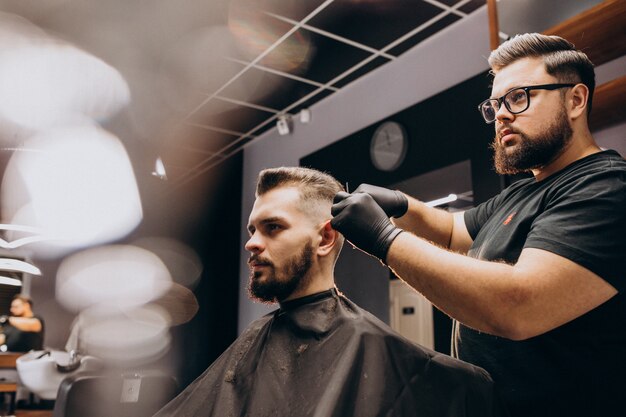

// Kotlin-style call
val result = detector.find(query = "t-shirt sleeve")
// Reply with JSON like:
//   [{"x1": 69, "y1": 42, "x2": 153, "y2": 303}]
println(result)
[
  {"x1": 465, "y1": 197, "x2": 497, "y2": 240},
  {"x1": 464, "y1": 183, "x2": 520, "y2": 240},
  {"x1": 524, "y1": 168, "x2": 626, "y2": 291}
]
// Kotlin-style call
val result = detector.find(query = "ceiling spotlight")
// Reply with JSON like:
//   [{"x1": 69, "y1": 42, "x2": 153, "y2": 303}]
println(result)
[
  {"x1": 276, "y1": 115, "x2": 292, "y2": 136},
  {"x1": 300, "y1": 108, "x2": 311, "y2": 124},
  {"x1": 152, "y1": 156, "x2": 168, "y2": 180}
]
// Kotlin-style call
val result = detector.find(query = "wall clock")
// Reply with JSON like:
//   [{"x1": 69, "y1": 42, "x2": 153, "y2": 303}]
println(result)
[{"x1": 370, "y1": 121, "x2": 408, "y2": 171}]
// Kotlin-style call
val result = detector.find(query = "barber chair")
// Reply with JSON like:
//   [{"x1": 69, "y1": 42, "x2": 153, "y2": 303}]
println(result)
[{"x1": 52, "y1": 370, "x2": 178, "y2": 417}]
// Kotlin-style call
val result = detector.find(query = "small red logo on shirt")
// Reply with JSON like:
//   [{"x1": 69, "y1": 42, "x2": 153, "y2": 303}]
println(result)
[{"x1": 503, "y1": 212, "x2": 516, "y2": 225}]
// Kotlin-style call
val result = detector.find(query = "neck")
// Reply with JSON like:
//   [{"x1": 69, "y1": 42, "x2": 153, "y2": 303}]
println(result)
[
  {"x1": 532, "y1": 129, "x2": 600, "y2": 181},
  {"x1": 282, "y1": 262, "x2": 335, "y2": 302}
]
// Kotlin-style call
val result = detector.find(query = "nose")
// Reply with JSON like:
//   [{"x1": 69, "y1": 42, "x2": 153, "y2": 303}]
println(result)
[
  {"x1": 495, "y1": 101, "x2": 514, "y2": 124},
  {"x1": 245, "y1": 232, "x2": 263, "y2": 253}
]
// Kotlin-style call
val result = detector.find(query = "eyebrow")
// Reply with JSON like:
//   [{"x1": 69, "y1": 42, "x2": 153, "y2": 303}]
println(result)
[{"x1": 247, "y1": 216, "x2": 286, "y2": 233}]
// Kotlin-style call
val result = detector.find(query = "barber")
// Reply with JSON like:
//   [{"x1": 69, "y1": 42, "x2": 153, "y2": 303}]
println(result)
[
  {"x1": 0, "y1": 294, "x2": 44, "y2": 352},
  {"x1": 331, "y1": 33, "x2": 625, "y2": 417}
]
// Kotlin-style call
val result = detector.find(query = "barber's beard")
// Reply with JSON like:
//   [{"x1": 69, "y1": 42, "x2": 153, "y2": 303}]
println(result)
[
  {"x1": 248, "y1": 241, "x2": 314, "y2": 303},
  {"x1": 492, "y1": 108, "x2": 573, "y2": 175}
]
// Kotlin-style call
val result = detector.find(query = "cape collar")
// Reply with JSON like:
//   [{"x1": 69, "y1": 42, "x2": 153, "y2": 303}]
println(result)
[{"x1": 278, "y1": 288, "x2": 337, "y2": 312}]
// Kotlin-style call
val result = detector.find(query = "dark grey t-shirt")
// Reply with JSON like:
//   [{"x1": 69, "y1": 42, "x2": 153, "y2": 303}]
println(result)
[
  {"x1": 456, "y1": 150, "x2": 626, "y2": 417},
  {"x1": 4, "y1": 314, "x2": 45, "y2": 352}
]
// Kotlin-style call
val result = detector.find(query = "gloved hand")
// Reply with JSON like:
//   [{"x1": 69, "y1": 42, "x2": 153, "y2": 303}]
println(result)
[
  {"x1": 331, "y1": 191, "x2": 403, "y2": 262},
  {"x1": 354, "y1": 184, "x2": 408, "y2": 218}
]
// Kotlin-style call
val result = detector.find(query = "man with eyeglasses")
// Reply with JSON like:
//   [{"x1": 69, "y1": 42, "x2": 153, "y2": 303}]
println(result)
[{"x1": 331, "y1": 33, "x2": 625, "y2": 417}]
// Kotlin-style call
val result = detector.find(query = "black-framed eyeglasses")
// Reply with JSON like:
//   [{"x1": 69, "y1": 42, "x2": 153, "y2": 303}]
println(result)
[{"x1": 477, "y1": 83, "x2": 576, "y2": 124}]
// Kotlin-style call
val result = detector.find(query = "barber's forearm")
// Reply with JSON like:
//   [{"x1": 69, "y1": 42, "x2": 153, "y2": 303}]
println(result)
[
  {"x1": 386, "y1": 232, "x2": 523, "y2": 339},
  {"x1": 391, "y1": 196, "x2": 455, "y2": 248},
  {"x1": 9, "y1": 317, "x2": 42, "y2": 332}
]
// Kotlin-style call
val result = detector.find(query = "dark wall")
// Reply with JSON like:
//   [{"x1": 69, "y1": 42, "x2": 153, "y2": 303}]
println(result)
[{"x1": 142, "y1": 152, "x2": 243, "y2": 388}]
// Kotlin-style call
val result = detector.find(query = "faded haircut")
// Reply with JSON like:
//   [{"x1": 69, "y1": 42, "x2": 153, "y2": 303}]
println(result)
[
  {"x1": 488, "y1": 33, "x2": 595, "y2": 115},
  {"x1": 256, "y1": 166, "x2": 344, "y2": 206}
]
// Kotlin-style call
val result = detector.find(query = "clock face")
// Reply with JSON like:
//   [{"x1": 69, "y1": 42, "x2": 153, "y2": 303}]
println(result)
[{"x1": 370, "y1": 121, "x2": 408, "y2": 171}]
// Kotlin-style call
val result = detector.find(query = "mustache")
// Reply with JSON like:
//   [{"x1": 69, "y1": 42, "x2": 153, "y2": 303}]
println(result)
[
  {"x1": 248, "y1": 255, "x2": 273, "y2": 267},
  {"x1": 496, "y1": 125, "x2": 520, "y2": 141}
]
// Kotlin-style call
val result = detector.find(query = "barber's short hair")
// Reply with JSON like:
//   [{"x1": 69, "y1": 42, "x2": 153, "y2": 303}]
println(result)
[
  {"x1": 256, "y1": 166, "x2": 344, "y2": 204},
  {"x1": 488, "y1": 33, "x2": 595, "y2": 115},
  {"x1": 13, "y1": 294, "x2": 33, "y2": 307}
]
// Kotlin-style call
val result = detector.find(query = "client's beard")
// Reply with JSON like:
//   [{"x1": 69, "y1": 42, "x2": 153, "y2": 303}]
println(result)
[{"x1": 248, "y1": 241, "x2": 314, "y2": 303}]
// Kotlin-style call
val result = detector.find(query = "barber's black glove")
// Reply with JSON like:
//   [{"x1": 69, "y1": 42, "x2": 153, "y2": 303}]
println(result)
[
  {"x1": 354, "y1": 184, "x2": 408, "y2": 218},
  {"x1": 331, "y1": 191, "x2": 403, "y2": 262}
]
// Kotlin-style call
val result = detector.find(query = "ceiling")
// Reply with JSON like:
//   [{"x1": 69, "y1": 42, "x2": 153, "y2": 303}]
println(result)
[{"x1": 0, "y1": 0, "x2": 488, "y2": 190}]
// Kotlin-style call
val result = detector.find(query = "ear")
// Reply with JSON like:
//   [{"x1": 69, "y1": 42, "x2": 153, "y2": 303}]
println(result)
[
  {"x1": 317, "y1": 221, "x2": 338, "y2": 257},
  {"x1": 568, "y1": 83, "x2": 589, "y2": 121}
]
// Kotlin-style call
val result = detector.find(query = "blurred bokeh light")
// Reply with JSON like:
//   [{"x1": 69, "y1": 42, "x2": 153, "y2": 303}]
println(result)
[
  {"x1": 229, "y1": 1, "x2": 314, "y2": 75},
  {"x1": 0, "y1": 26, "x2": 129, "y2": 131},
  {"x1": 2, "y1": 125, "x2": 143, "y2": 256},
  {"x1": 75, "y1": 303, "x2": 171, "y2": 365},
  {"x1": 132, "y1": 237, "x2": 203, "y2": 289},
  {"x1": 55, "y1": 244, "x2": 172, "y2": 312}
]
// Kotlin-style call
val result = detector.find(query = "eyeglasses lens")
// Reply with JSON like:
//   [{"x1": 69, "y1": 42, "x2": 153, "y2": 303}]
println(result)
[
  {"x1": 505, "y1": 89, "x2": 529, "y2": 113},
  {"x1": 481, "y1": 101, "x2": 497, "y2": 123},
  {"x1": 481, "y1": 88, "x2": 529, "y2": 123}
]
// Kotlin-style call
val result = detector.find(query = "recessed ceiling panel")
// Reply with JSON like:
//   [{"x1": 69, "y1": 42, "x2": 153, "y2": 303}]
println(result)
[
  {"x1": 228, "y1": 4, "x2": 296, "y2": 65},
  {"x1": 388, "y1": 13, "x2": 462, "y2": 56},
  {"x1": 332, "y1": 56, "x2": 390, "y2": 88},
  {"x1": 458, "y1": 0, "x2": 487, "y2": 14},
  {"x1": 243, "y1": 0, "x2": 331, "y2": 21},
  {"x1": 436, "y1": 0, "x2": 467, "y2": 6},
  {"x1": 289, "y1": 88, "x2": 335, "y2": 115},
  {"x1": 261, "y1": 28, "x2": 372, "y2": 84},
  {"x1": 219, "y1": 66, "x2": 320, "y2": 110},
  {"x1": 188, "y1": 100, "x2": 274, "y2": 133},
  {"x1": 308, "y1": 0, "x2": 444, "y2": 50},
  {"x1": 164, "y1": 123, "x2": 240, "y2": 154}
]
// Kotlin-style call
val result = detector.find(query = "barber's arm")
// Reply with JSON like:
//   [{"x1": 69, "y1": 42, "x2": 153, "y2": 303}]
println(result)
[
  {"x1": 8, "y1": 317, "x2": 42, "y2": 332},
  {"x1": 331, "y1": 191, "x2": 617, "y2": 341},
  {"x1": 352, "y1": 184, "x2": 472, "y2": 253}
]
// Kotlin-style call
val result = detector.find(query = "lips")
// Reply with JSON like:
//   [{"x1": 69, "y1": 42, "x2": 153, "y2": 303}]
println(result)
[
  {"x1": 497, "y1": 127, "x2": 518, "y2": 146},
  {"x1": 248, "y1": 256, "x2": 272, "y2": 269}
]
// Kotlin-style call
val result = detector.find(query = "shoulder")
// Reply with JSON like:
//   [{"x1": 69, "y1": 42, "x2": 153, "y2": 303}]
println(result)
[
  {"x1": 239, "y1": 311, "x2": 275, "y2": 338},
  {"x1": 561, "y1": 150, "x2": 626, "y2": 181},
  {"x1": 547, "y1": 152, "x2": 626, "y2": 202}
]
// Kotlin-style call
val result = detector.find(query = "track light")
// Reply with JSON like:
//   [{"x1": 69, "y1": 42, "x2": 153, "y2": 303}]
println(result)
[
  {"x1": 299, "y1": 108, "x2": 311, "y2": 124},
  {"x1": 276, "y1": 115, "x2": 292, "y2": 136}
]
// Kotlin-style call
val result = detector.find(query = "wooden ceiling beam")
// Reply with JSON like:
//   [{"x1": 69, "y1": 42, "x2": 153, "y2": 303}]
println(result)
[
  {"x1": 589, "y1": 75, "x2": 626, "y2": 132},
  {"x1": 543, "y1": 0, "x2": 626, "y2": 66},
  {"x1": 542, "y1": 0, "x2": 626, "y2": 131}
]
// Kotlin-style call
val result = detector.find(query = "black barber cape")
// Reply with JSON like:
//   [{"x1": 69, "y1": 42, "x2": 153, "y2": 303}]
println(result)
[{"x1": 154, "y1": 289, "x2": 504, "y2": 417}]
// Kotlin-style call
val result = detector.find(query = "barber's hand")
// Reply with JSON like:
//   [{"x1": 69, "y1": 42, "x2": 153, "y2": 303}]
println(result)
[
  {"x1": 0, "y1": 316, "x2": 8, "y2": 325},
  {"x1": 331, "y1": 191, "x2": 403, "y2": 262},
  {"x1": 354, "y1": 184, "x2": 408, "y2": 218}
]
